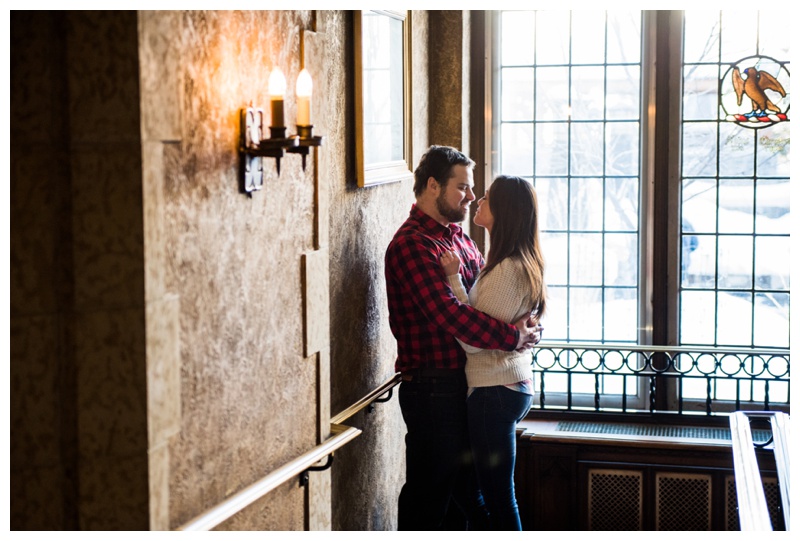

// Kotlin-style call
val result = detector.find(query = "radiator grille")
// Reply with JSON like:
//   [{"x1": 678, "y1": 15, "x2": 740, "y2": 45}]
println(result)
[
  {"x1": 656, "y1": 472, "x2": 711, "y2": 530},
  {"x1": 725, "y1": 475, "x2": 739, "y2": 530},
  {"x1": 557, "y1": 421, "x2": 771, "y2": 442},
  {"x1": 588, "y1": 469, "x2": 642, "y2": 530},
  {"x1": 764, "y1": 479, "x2": 782, "y2": 529},
  {"x1": 725, "y1": 474, "x2": 783, "y2": 531}
]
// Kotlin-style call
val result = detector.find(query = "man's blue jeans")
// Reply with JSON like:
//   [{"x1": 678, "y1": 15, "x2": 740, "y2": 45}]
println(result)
[
  {"x1": 467, "y1": 385, "x2": 533, "y2": 530},
  {"x1": 397, "y1": 372, "x2": 489, "y2": 530}
]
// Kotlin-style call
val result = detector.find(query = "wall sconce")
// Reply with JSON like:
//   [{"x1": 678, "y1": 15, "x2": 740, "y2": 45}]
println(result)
[{"x1": 239, "y1": 67, "x2": 323, "y2": 195}]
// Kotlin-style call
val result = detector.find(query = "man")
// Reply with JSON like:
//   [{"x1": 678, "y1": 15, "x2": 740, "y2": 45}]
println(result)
[{"x1": 385, "y1": 145, "x2": 541, "y2": 530}]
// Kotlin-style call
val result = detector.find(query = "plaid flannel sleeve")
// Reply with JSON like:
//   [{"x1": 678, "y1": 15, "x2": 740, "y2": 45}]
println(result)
[{"x1": 389, "y1": 233, "x2": 519, "y2": 352}]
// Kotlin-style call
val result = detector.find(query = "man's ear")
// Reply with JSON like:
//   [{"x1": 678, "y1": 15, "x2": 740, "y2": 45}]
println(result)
[{"x1": 427, "y1": 176, "x2": 440, "y2": 193}]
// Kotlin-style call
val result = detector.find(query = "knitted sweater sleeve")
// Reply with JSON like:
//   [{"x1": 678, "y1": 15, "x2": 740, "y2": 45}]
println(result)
[
  {"x1": 446, "y1": 273, "x2": 469, "y2": 304},
  {"x1": 448, "y1": 258, "x2": 532, "y2": 355}
]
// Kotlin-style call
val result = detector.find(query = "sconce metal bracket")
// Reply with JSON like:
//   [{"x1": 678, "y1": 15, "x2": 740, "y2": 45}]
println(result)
[
  {"x1": 239, "y1": 108, "x2": 324, "y2": 194},
  {"x1": 286, "y1": 125, "x2": 323, "y2": 170},
  {"x1": 253, "y1": 136, "x2": 300, "y2": 177}
]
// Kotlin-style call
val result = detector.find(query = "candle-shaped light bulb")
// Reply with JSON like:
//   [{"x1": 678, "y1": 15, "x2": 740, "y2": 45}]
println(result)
[
  {"x1": 268, "y1": 67, "x2": 287, "y2": 128},
  {"x1": 296, "y1": 68, "x2": 313, "y2": 127}
]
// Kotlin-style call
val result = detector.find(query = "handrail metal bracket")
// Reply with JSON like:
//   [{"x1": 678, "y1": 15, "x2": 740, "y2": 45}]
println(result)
[
  {"x1": 332, "y1": 373, "x2": 402, "y2": 424},
  {"x1": 299, "y1": 454, "x2": 335, "y2": 487},
  {"x1": 373, "y1": 388, "x2": 394, "y2": 404}
]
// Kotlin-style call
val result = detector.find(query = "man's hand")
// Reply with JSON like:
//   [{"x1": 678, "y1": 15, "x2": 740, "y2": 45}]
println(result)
[{"x1": 514, "y1": 315, "x2": 543, "y2": 351}]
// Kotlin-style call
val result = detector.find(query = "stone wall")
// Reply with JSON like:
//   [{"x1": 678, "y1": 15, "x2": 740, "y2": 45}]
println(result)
[
  {"x1": 11, "y1": 9, "x2": 471, "y2": 531},
  {"x1": 11, "y1": 11, "x2": 148, "y2": 529}
]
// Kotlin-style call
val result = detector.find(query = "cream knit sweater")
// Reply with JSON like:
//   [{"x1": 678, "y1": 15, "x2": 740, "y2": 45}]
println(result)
[{"x1": 447, "y1": 257, "x2": 534, "y2": 388}]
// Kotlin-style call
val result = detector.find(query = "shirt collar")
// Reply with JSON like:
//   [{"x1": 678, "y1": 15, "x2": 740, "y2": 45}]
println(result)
[{"x1": 410, "y1": 204, "x2": 461, "y2": 240}]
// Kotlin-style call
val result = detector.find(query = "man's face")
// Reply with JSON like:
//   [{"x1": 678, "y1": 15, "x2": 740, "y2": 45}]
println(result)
[{"x1": 435, "y1": 165, "x2": 476, "y2": 223}]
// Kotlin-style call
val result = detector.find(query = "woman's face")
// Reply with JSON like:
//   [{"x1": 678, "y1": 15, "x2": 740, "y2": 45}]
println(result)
[{"x1": 473, "y1": 188, "x2": 495, "y2": 232}]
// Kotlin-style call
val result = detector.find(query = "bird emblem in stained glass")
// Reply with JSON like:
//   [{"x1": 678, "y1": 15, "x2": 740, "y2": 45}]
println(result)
[{"x1": 721, "y1": 55, "x2": 790, "y2": 128}]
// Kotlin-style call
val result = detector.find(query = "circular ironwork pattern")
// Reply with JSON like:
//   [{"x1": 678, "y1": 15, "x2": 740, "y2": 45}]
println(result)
[{"x1": 529, "y1": 344, "x2": 789, "y2": 413}]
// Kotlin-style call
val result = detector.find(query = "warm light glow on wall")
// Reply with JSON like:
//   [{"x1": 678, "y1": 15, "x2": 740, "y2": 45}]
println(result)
[{"x1": 239, "y1": 67, "x2": 322, "y2": 188}]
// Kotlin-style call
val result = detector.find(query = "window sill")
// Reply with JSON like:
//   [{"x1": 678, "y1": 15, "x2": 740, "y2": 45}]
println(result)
[{"x1": 518, "y1": 418, "x2": 773, "y2": 452}]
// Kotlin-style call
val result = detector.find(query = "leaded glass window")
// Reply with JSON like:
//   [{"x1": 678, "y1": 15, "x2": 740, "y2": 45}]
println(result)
[
  {"x1": 491, "y1": 10, "x2": 790, "y2": 407},
  {"x1": 679, "y1": 10, "x2": 790, "y2": 402}
]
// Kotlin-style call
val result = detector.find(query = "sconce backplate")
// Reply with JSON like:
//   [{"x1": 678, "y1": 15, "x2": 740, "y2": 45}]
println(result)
[{"x1": 240, "y1": 108, "x2": 264, "y2": 194}]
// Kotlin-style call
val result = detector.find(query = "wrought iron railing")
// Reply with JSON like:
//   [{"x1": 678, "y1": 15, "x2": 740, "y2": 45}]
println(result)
[{"x1": 531, "y1": 343, "x2": 790, "y2": 416}]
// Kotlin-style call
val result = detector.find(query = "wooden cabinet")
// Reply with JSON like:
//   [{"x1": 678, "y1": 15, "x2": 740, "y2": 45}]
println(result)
[{"x1": 514, "y1": 418, "x2": 782, "y2": 531}]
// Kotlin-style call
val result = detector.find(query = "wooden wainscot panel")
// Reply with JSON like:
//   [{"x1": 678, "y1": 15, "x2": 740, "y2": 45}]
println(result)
[
  {"x1": 514, "y1": 418, "x2": 780, "y2": 531},
  {"x1": 516, "y1": 438, "x2": 578, "y2": 531}
]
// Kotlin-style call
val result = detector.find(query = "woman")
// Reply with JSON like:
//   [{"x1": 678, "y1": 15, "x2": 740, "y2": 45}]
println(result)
[{"x1": 440, "y1": 174, "x2": 546, "y2": 531}]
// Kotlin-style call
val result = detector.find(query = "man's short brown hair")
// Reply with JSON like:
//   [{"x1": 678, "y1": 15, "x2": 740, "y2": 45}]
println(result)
[{"x1": 413, "y1": 145, "x2": 475, "y2": 197}]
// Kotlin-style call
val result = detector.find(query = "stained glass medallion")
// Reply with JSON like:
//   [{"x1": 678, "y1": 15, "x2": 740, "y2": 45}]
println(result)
[{"x1": 721, "y1": 55, "x2": 790, "y2": 128}]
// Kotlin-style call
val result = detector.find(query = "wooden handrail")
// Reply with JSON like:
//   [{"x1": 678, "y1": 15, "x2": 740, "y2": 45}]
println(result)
[
  {"x1": 729, "y1": 411, "x2": 791, "y2": 531},
  {"x1": 769, "y1": 411, "x2": 791, "y2": 530},
  {"x1": 331, "y1": 372, "x2": 402, "y2": 425},
  {"x1": 177, "y1": 424, "x2": 360, "y2": 531},
  {"x1": 176, "y1": 373, "x2": 401, "y2": 531}
]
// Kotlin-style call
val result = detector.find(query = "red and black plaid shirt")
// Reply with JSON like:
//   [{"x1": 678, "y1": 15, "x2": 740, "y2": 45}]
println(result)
[{"x1": 385, "y1": 204, "x2": 519, "y2": 373}]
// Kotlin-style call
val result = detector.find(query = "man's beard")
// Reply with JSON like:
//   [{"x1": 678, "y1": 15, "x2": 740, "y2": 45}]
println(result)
[{"x1": 436, "y1": 190, "x2": 467, "y2": 223}]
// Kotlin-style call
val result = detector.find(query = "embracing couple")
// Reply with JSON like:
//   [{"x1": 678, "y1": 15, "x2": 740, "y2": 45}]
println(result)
[{"x1": 385, "y1": 145, "x2": 547, "y2": 531}]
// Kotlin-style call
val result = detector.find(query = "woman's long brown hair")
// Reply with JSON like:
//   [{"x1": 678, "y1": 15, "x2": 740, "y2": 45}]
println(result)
[{"x1": 480, "y1": 175, "x2": 546, "y2": 320}]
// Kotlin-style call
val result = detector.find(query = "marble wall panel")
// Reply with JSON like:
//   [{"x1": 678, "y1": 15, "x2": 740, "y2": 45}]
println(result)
[
  {"x1": 142, "y1": 141, "x2": 168, "y2": 304},
  {"x1": 309, "y1": 454, "x2": 332, "y2": 531},
  {"x1": 9, "y1": 146, "x2": 72, "y2": 316},
  {"x1": 150, "y1": 10, "x2": 320, "y2": 529},
  {"x1": 146, "y1": 295, "x2": 181, "y2": 448},
  {"x1": 10, "y1": 10, "x2": 72, "y2": 317},
  {"x1": 216, "y1": 481, "x2": 305, "y2": 531},
  {"x1": 70, "y1": 148, "x2": 145, "y2": 312},
  {"x1": 333, "y1": 403, "x2": 405, "y2": 530},
  {"x1": 148, "y1": 441, "x2": 171, "y2": 531},
  {"x1": 429, "y1": 10, "x2": 475, "y2": 243},
  {"x1": 139, "y1": 41, "x2": 180, "y2": 520},
  {"x1": 10, "y1": 316, "x2": 63, "y2": 469},
  {"x1": 10, "y1": 11, "x2": 70, "y2": 145},
  {"x1": 428, "y1": 10, "x2": 467, "y2": 152},
  {"x1": 327, "y1": 9, "x2": 430, "y2": 533},
  {"x1": 74, "y1": 307, "x2": 147, "y2": 459},
  {"x1": 64, "y1": 10, "x2": 151, "y2": 529},
  {"x1": 65, "y1": 11, "x2": 142, "y2": 146},
  {"x1": 9, "y1": 315, "x2": 73, "y2": 530},
  {"x1": 411, "y1": 11, "x2": 430, "y2": 155},
  {"x1": 303, "y1": 250, "x2": 329, "y2": 357},
  {"x1": 77, "y1": 453, "x2": 149, "y2": 530},
  {"x1": 9, "y1": 465, "x2": 67, "y2": 530},
  {"x1": 138, "y1": 10, "x2": 183, "y2": 143},
  {"x1": 11, "y1": 11, "x2": 78, "y2": 530},
  {"x1": 74, "y1": 307, "x2": 148, "y2": 528},
  {"x1": 328, "y1": 181, "x2": 412, "y2": 531}
]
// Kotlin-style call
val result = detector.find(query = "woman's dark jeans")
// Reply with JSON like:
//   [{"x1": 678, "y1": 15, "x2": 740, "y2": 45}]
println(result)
[{"x1": 467, "y1": 385, "x2": 533, "y2": 530}]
